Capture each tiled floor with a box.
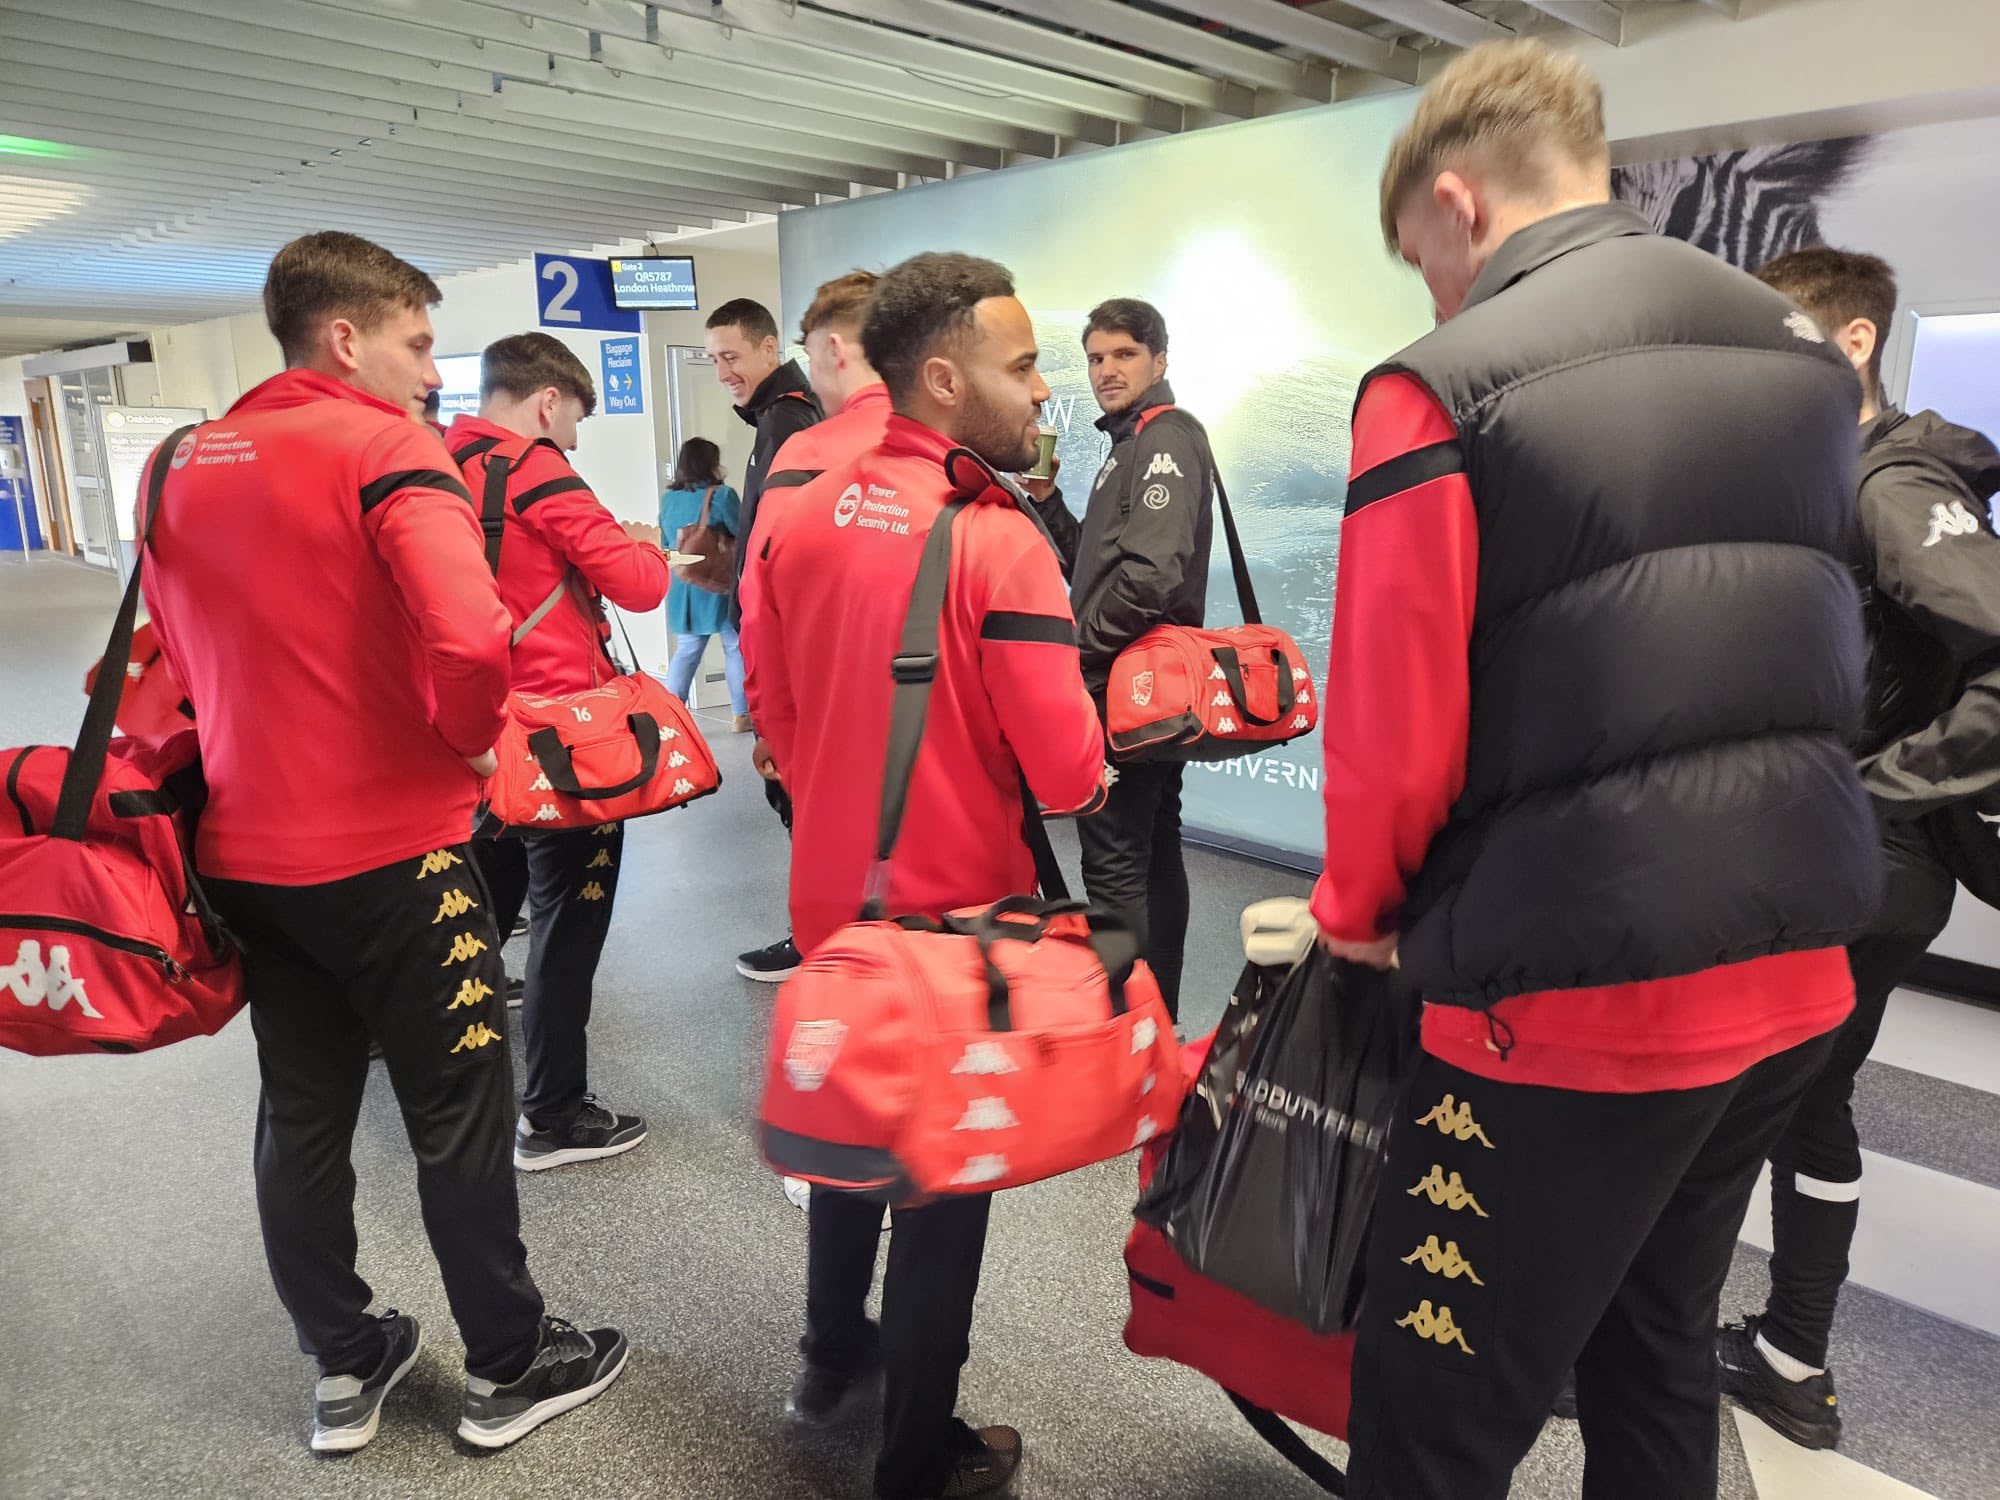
[4,554,1998,1499]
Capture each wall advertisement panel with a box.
[779,94,1433,862]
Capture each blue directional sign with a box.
[535,253,640,334]
[600,337,644,415]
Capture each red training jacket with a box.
[445,415,670,697]
[139,369,512,884]
[1313,373,1854,1093]
[752,381,895,554]
[741,413,1108,954]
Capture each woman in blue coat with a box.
[659,437,749,730]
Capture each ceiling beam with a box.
[1315,0,1515,50]
[1520,1,1625,45]
[643,0,1182,133]
[977,0,1338,100]
[1695,0,1743,15]
[802,0,1253,116]
[1143,0,1422,80]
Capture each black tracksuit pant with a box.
[206,844,544,1384]
[1759,826,1954,1369]
[804,1187,993,1500]
[473,821,624,1129]
[1077,757,1190,1020]
[1347,1034,1835,1500]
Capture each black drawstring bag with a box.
[1136,944,1418,1334]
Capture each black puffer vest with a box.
[1367,203,1883,1006]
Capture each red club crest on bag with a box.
[783,1018,848,1092]
[1130,670,1155,708]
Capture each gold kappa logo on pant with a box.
[1408,1165,1488,1217]
[432,888,478,924]
[440,931,489,966]
[1415,1093,1494,1148]
[579,881,607,901]
[586,850,614,869]
[1401,1234,1485,1284]
[450,1021,502,1054]
[593,823,618,836]
[416,849,463,878]
[1396,1299,1475,1355]
[448,977,493,1011]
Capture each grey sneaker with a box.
[514,1097,647,1172]
[311,1310,423,1453]
[457,1317,628,1450]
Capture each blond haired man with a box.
[1314,42,1881,1497]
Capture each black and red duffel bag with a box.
[758,486,1184,1206]
[1105,410,1318,761]
[456,432,720,835]
[1,426,244,1056]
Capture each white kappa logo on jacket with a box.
[1923,500,1983,548]
[1143,452,1183,480]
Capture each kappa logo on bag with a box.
[950,1154,1009,1186]
[672,778,695,796]
[1132,1116,1159,1147]
[951,1040,1020,1076]
[530,771,554,792]
[668,751,690,768]
[784,1018,847,1092]
[532,804,561,823]
[1,939,100,1018]
[953,1097,1020,1132]
[1131,1016,1158,1054]
[1216,716,1238,733]
[1130,671,1155,708]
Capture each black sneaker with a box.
[935,1422,1023,1499]
[510,915,530,939]
[787,1323,882,1425]
[1717,1315,1841,1450]
[738,935,803,982]
[457,1317,628,1450]
[311,1310,423,1453]
[513,1096,647,1172]
[504,975,524,1009]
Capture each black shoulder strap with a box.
[52,424,197,841]
[1224,1392,1346,1494]
[862,494,971,920]
[1137,405,1259,626]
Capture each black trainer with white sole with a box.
[458,1317,628,1449]
[514,1097,647,1171]
[311,1310,423,1453]
[1717,1315,1842,1450]
[936,1422,1023,1499]
[737,935,802,982]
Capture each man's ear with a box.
[325,318,361,374]
[919,352,959,408]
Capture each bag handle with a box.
[1224,1392,1346,1494]
[526,714,661,799]
[1136,405,1259,627]
[52,425,198,842]
[965,899,1142,1031]
[1210,644,1296,727]
[695,484,716,529]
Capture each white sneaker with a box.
[783,1176,812,1212]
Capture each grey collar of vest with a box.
[1459,201,1655,315]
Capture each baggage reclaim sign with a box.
[599,337,643,415]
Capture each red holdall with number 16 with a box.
[1105,407,1318,762]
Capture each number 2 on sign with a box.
[541,260,581,323]
[569,706,592,722]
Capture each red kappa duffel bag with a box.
[480,673,719,833]
[1,426,244,1056]
[83,619,194,743]
[1104,408,1318,761]
[456,432,720,835]
[757,487,1184,1205]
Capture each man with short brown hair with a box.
[1318,42,1880,1497]
[1716,247,2000,1448]
[447,331,668,1174]
[141,232,625,1455]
